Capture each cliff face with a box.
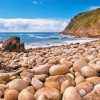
[62,8,100,37]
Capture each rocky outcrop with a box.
[2,36,25,52]
[62,8,100,37]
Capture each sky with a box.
[0,0,100,32]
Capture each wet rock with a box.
[2,36,25,52]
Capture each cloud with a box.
[89,6,100,10]
[0,18,70,32]
[33,0,42,5]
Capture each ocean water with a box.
[0,32,97,48]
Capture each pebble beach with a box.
[0,39,100,100]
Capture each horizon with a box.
[0,0,100,32]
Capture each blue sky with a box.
[0,0,100,32]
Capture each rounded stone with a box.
[31,64,51,74]
[61,80,71,94]
[73,59,88,72]
[4,89,19,100]
[83,88,100,100]
[37,95,49,100]
[75,72,82,77]
[67,73,74,79]
[81,66,97,77]
[23,77,31,84]
[49,64,69,75]
[75,76,85,85]
[7,79,29,92]
[76,82,93,94]
[0,85,7,97]
[86,76,100,86]
[34,74,48,82]
[0,73,10,81]
[94,84,100,90]
[18,86,35,100]
[31,77,44,90]
[62,87,82,100]
[79,89,87,97]
[60,58,72,67]
[89,58,100,71]
[45,80,61,90]
[20,70,33,78]
[34,87,61,100]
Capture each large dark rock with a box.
[2,36,25,52]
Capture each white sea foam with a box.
[18,33,23,36]
[27,34,44,39]
[25,38,99,49]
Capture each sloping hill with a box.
[62,8,100,37]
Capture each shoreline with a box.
[25,38,99,49]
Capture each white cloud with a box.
[33,0,42,5]
[89,6,100,10]
[0,18,70,32]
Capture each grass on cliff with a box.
[65,8,100,30]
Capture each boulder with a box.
[49,64,69,75]
[61,80,71,94]
[76,82,93,94]
[7,79,29,92]
[86,76,100,86]
[83,88,100,100]
[2,36,25,52]
[31,77,44,90]
[62,87,82,100]
[32,64,51,74]
[75,76,85,85]
[37,95,49,100]
[73,59,88,72]
[18,86,35,100]
[81,66,97,77]
[34,87,61,100]
[4,89,19,100]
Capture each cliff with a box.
[62,8,100,37]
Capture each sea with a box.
[0,32,97,48]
